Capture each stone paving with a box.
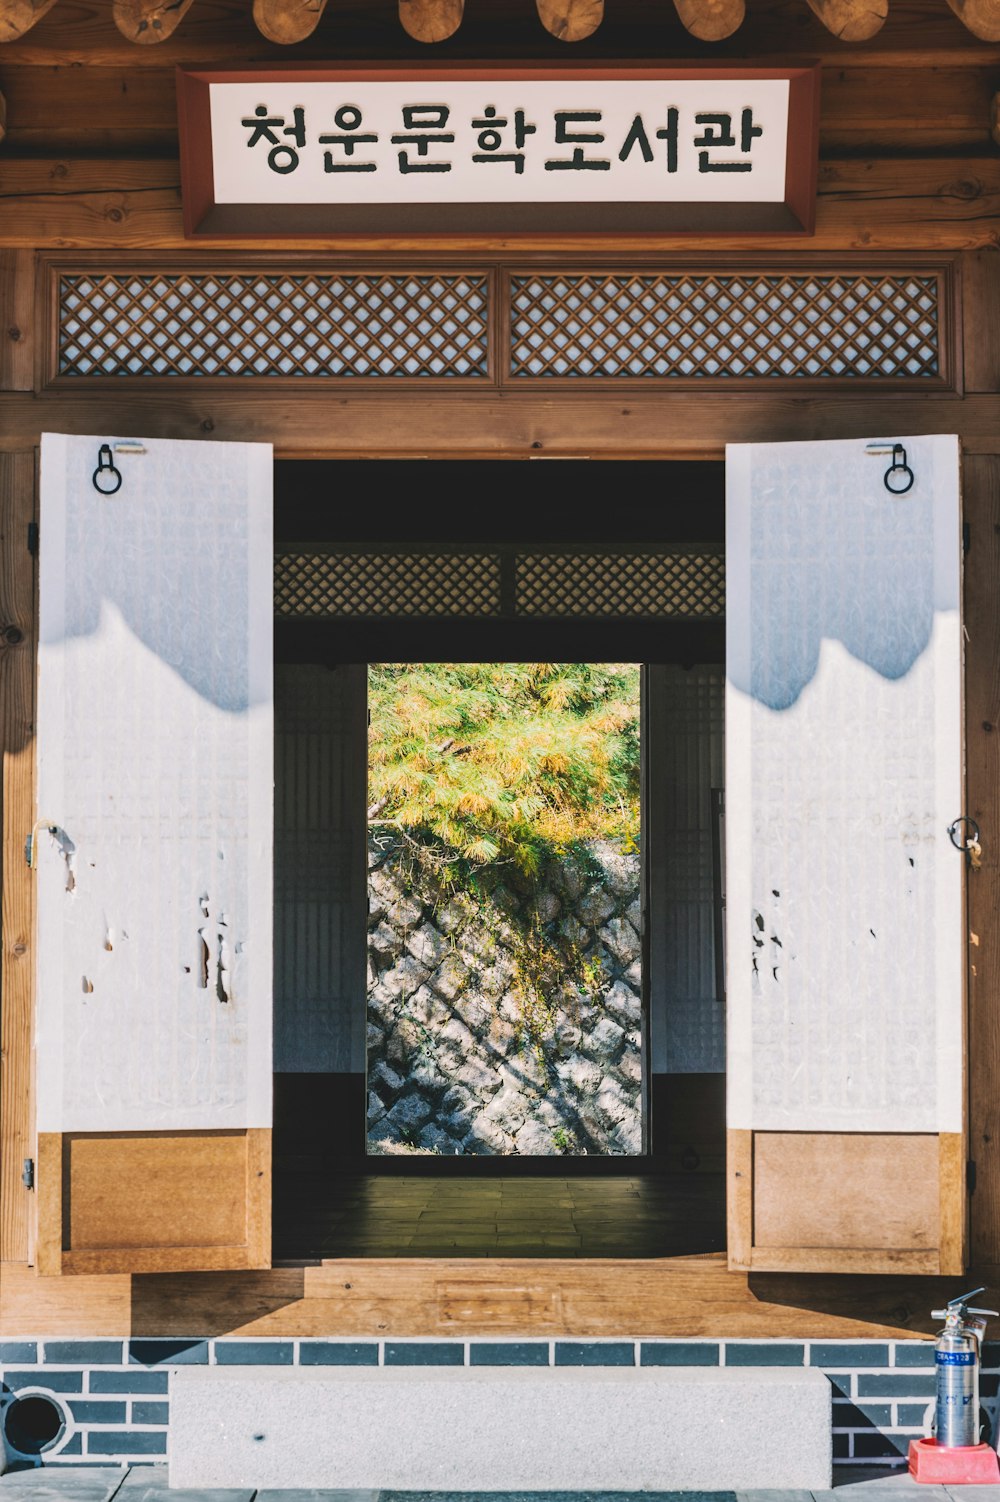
[2,1466,998,1502]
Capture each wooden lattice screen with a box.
[56,271,492,379]
[507,272,942,379]
[49,261,954,389]
[274,550,726,618]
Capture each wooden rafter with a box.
[671,0,745,40]
[0,0,58,42]
[536,0,604,41]
[806,0,887,40]
[946,0,1000,38]
[112,0,195,44]
[253,0,328,43]
[398,0,463,42]
[0,0,998,47]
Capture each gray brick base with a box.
[1,1338,982,1473]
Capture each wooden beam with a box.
[398,0,463,42]
[4,1251,1000,1340]
[1,157,999,251]
[0,64,995,158]
[253,0,327,44]
[805,0,887,41]
[670,0,744,42]
[948,0,1000,39]
[535,0,604,41]
[0,0,57,43]
[0,92,6,146]
[112,0,195,44]
[3,390,1000,460]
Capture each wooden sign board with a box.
[176,64,821,237]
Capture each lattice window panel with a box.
[509,273,941,379]
[275,550,724,617]
[516,554,725,617]
[57,273,490,378]
[275,554,503,616]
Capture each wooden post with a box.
[963,453,1000,1268]
[0,448,37,1266]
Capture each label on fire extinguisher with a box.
[936,1351,976,1364]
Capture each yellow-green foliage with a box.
[368,662,640,873]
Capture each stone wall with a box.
[366,838,643,1155]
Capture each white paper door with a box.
[34,433,273,1275]
[725,434,964,1274]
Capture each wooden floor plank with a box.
[275,1172,727,1261]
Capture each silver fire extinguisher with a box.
[932,1287,998,1448]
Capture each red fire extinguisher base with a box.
[908,1438,1000,1483]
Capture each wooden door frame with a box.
[3,246,1000,1308]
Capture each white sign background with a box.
[209,79,791,205]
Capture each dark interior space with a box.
[273,1073,726,1259]
[272,459,728,1262]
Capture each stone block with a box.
[417,1121,461,1153]
[584,1014,626,1061]
[116,1465,253,1500]
[464,1116,511,1153]
[376,954,430,1000]
[557,1055,602,1094]
[434,897,470,934]
[405,922,449,968]
[430,954,469,1001]
[403,985,448,1027]
[600,916,640,966]
[514,1119,563,1154]
[535,889,561,922]
[384,1092,433,1133]
[385,894,422,931]
[0,1471,125,1500]
[369,921,402,958]
[588,838,640,896]
[604,977,642,1027]
[369,1060,404,1100]
[168,1365,833,1491]
[577,885,617,926]
[482,1085,530,1134]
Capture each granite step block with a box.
[169,1365,832,1492]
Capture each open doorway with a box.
[271,460,727,1259]
[366,661,645,1159]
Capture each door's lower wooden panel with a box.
[728,1130,964,1276]
[37,1129,271,1276]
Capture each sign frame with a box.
[176,62,821,239]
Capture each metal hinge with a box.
[22,1158,34,1191]
[968,1159,977,1194]
[27,522,38,557]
